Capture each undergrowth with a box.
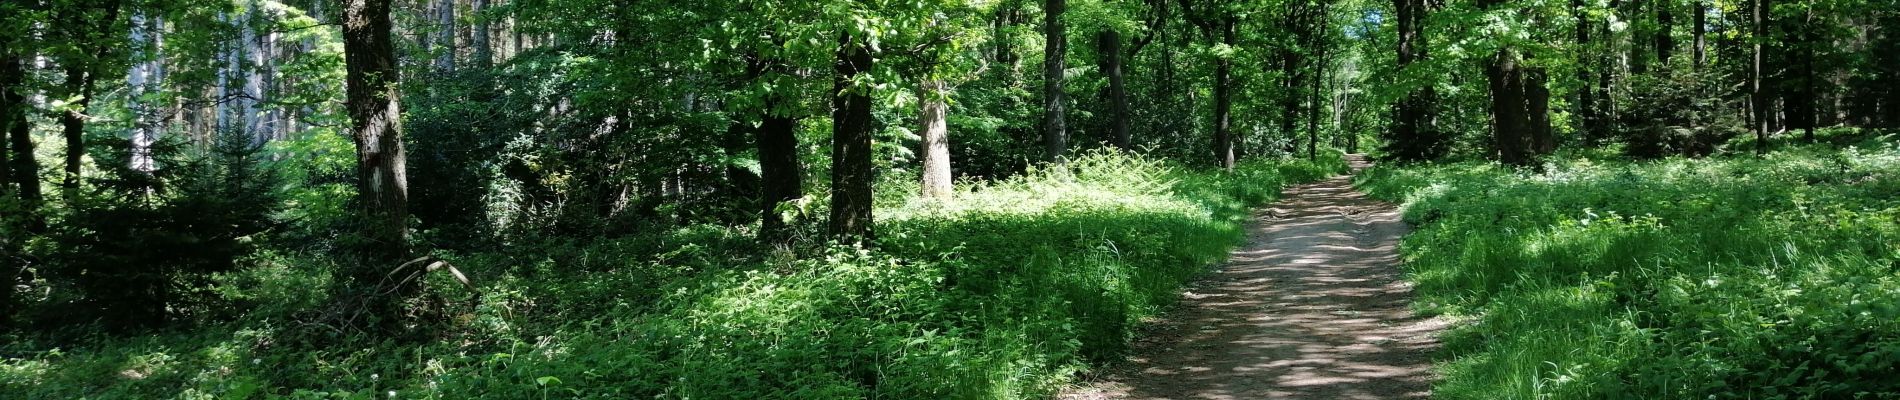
[1358,140,1900,399]
[1,150,1343,399]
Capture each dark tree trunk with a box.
[343,0,411,264]
[1099,30,1131,149]
[3,53,36,208]
[1657,0,1675,65]
[756,96,801,242]
[1802,10,1818,142]
[1487,47,1531,166]
[1388,0,1440,161]
[828,33,875,242]
[1043,0,1068,162]
[59,66,90,190]
[1212,19,1234,169]
[1753,0,1771,153]
[1527,67,1555,154]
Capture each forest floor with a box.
[1060,155,1446,399]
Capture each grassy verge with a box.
[2,150,1344,399]
[1357,143,1900,398]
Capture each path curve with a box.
[1060,155,1445,400]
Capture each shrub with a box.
[1358,143,1900,399]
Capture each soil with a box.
[1059,155,1447,400]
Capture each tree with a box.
[342,0,410,263]
[1384,0,1443,161]
[1752,0,1770,153]
[827,32,875,242]
[1043,0,1068,162]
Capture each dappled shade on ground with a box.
[1063,155,1445,399]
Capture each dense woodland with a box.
[1,0,1897,398]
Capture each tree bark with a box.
[1752,0,1771,153]
[1389,0,1440,161]
[473,0,491,68]
[1098,30,1130,149]
[436,0,455,70]
[756,94,800,242]
[828,33,875,242]
[1657,0,1675,65]
[1575,0,1598,144]
[1042,0,1067,162]
[1,51,18,197]
[1693,1,1707,70]
[343,0,411,263]
[1487,47,1531,165]
[7,54,38,209]
[1527,67,1555,154]
[919,79,953,199]
[1212,19,1234,170]
[59,65,87,189]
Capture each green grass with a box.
[1357,140,1900,399]
[1,150,1345,399]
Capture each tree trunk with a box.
[828,33,875,242]
[1487,48,1530,165]
[1802,10,1817,142]
[343,0,410,264]
[1574,0,1598,144]
[6,53,39,209]
[919,79,953,199]
[1693,1,1707,69]
[1657,0,1675,65]
[436,0,455,70]
[1,51,18,197]
[1389,0,1439,161]
[1098,30,1130,149]
[60,65,87,189]
[473,0,491,68]
[1752,0,1771,153]
[1527,67,1555,154]
[1212,19,1234,170]
[756,94,801,242]
[1042,0,1067,162]
[128,12,159,173]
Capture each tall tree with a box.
[343,0,411,263]
[55,0,123,190]
[1212,17,1235,169]
[1385,0,1441,160]
[1575,0,1599,143]
[1693,0,1707,69]
[473,0,491,68]
[1657,0,1675,65]
[827,32,875,241]
[1042,0,1067,162]
[919,78,952,199]
[1098,29,1130,149]
[3,50,37,209]
[1752,0,1771,153]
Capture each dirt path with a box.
[1060,155,1445,400]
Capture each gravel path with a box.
[1060,155,1446,400]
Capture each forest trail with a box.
[1060,155,1446,400]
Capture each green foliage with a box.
[1,151,1344,399]
[27,131,280,330]
[1357,141,1900,398]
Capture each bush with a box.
[1357,142,1900,399]
[1,150,1344,399]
